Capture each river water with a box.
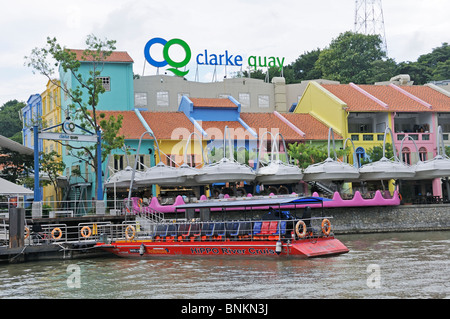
[0,231,448,299]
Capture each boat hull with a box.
[96,237,349,259]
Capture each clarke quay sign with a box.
[144,37,285,77]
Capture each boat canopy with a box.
[175,196,331,210]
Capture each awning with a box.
[0,177,34,196]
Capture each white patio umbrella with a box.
[359,127,415,181]
[303,127,359,182]
[256,132,303,184]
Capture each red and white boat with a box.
[95,196,349,258]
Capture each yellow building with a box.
[41,80,63,205]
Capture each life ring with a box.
[126,206,131,214]
[321,219,331,236]
[137,198,143,208]
[24,226,30,239]
[125,225,136,241]
[80,226,92,238]
[51,227,63,240]
[295,220,307,238]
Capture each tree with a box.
[25,34,125,199]
[0,100,26,143]
[287,142,347,170]
[38,150,66,201]
[283,49,322,83]
[315,31,387,84]
[397,42,450,84]
[360,143,395,165]
[0,148,34,184]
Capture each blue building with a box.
[58,50,135,203]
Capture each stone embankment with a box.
[324,204,450,234]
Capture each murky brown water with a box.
[0,231,448,299]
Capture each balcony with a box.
[394,132,432,142]
[350,133,385,142]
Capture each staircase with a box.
[306,181,335,196]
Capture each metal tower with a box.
[354,0,388,54]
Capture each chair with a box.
[270,221,286,240]
[178,223,191,241]
[213,222,226,240]
[166,224,178,242]
[154,224,168,241]
[239,222,252,239]
[201,222,215,240]
[226,222,240,237]
[252,221,262,235]
[189,223,202,241]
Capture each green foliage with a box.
[360,143,395,165]
[315,31,387,84]
[0,148,34,184]
[0,100,26,142]
[287,142,347,170]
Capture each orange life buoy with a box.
[138,198,143,208]
[51,227,63,240]
[295,220,307,238]
[80,226,92,238]
[125,225,136,241]
[24,226,30,239]
[321,219,331,236]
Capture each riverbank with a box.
[325,203,450,234]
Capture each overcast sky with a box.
[1,0,449,106]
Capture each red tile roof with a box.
[321,84,450,112]
[190,98,237,108]
[67,49,134,63]
[98,110,334,142]
[281,113,342,140]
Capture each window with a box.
[239,93,250,108]
[419,147,428,162]
[402,147,411,165]
[186,154,196,167]
[135,93,147,107]
[157,91,169,108]
[137,155,145,171]
[98,77,111,91]
[167,154,176,167]
[114,155,124,171]
[258,95,269,108]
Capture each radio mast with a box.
[354,0,388,54]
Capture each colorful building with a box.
[58,50,135,202]
[40,80,63,205]
[100,96,336,200]
[294,81,450,201]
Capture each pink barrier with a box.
[128,189,400,214]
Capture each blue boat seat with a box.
[154,224,168,238]
[214,222,226,237]
[252,221,262,235]
[167,224,178,237]
[239,222,252,237]
[201,222,215,237]
[226,222,240,236]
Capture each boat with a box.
[95,196,349,258]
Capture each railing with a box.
[18,221,115,247]
[97,217,335,244]
[395,132,432,142]
[350,133,385,142]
